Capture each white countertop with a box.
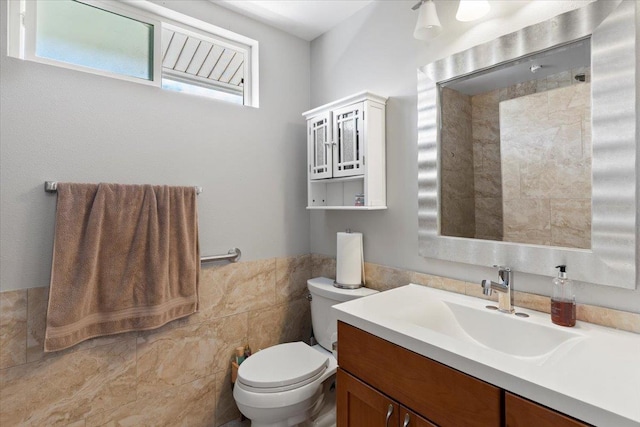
[332,284,640,427]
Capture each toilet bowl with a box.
[233,277,377,427]
[233,343,337,427]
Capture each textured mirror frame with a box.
[417,0,638,289]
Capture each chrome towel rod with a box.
[44,181,203,195]
[201,248,241,263]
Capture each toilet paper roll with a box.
[336,232,364,287]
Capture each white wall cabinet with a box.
[303,91,387,210]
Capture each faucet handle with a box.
[491,265,512,287]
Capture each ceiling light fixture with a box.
[412,0,442,40]
[456,0,491,22]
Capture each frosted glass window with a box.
[7,0,257,105]
[36,0,153,80]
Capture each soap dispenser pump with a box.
[551,265,576,327]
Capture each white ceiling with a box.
[211,1,597,43]
[211,0,375,41]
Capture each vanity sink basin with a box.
[360,285,583,360]
[444,301,581,358]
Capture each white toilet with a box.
[233,277,377,427]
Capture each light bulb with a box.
[456,0,490,22]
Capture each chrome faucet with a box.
[481,265,514,314]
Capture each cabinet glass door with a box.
[333,103,364,178]
[308,113,332,180]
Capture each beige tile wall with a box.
[0,255,313,427]
[440,87,476,238]
[2,253,637,426]
[471,87,505,241]
[443,67,591,245]
[500,82,591,248]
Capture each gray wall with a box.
[309,0,640,313]
[0,1,311,292]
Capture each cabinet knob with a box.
[385,404,394,427]
[403,413,410,427]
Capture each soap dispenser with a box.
[551,265,576,327]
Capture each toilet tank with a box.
[307,277,378,352]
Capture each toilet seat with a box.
[237,342,329,393]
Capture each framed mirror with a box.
[417,0,638,289]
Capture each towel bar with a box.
[44,181,236,263]
[201,248,241,263]
[44,181,203,195]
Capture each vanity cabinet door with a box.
[338,322,501,427]
[505,393,590,427]
[400,406,438,427]
[337,368,399,427]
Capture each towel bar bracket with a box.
[45,181,58,193]
[200,248,241,264]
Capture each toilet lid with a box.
[237,342,328,390]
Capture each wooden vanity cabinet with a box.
[505,393,590,427]
[337,322,501,427]
[337,322,592,427]
[337,368,436,427]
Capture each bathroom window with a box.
[6,0,258,107]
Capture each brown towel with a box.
[44,183,200,352]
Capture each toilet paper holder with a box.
[335,229,366,289]
[333,280,363,289]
